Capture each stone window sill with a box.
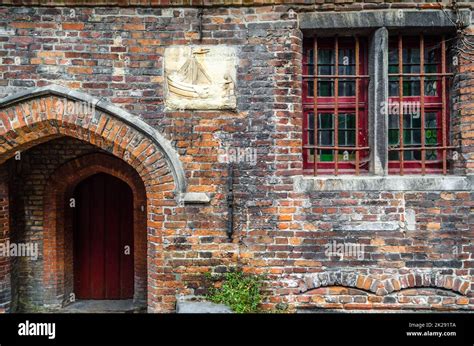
[294,175,473,192]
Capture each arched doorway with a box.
[0,85,191,312]
[73,173,134,300]
[42,152,148,309]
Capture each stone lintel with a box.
[300,9,471,31]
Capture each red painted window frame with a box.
[302,37,369,175]
[387,35,451,175]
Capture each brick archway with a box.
[0,85,186,193]
[43,152,147,308]
[0,86,188,312]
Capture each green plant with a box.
[207,271,264,313]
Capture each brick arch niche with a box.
[0,85,188,312]
[43,152,148,308]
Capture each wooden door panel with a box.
[73,173,134,300]
[74,179,91,298]
[119,185,134,298]
[105,176,120,299]
[90,174,105,299]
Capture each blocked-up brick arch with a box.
[297,270,472,297]
[0,85,188,312]
[43,152,148,307]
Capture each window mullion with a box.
[420,34,426,175]
[441,35,447,175]
[334,36,339,176]
[398,34,404,175]
[355,36,360,175]
[369,27,389,176]
[313,38,318,176]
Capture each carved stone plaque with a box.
[164,46,237,110]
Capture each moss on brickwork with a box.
[206,271,264,313]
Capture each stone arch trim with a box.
[42,152,148,307]
[0,84,186,194]
[299,270,472,296]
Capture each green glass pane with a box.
[426,150,437,160]
[307,81,314,97]
[319,130,333,146]
[338,114,347,128]
[319,150,333,162]
[339,81,355,96]
[388,115,399,129]
[403,114,417,128]
[425,129,438,145]
[308,130,314,145]
[389,151,399,161]
[318,81,333,96]
[425,80,437,96]
[346,114,355,128]
[403,129,412,145]
[405,150,421,160]
[425,64,437,73]
[346,130,355,146]
[318,50,333,65]
[318,65,333,75]
[308,49,314,64]
[338,114,355,129]
[412,114,421,128]
[425,113,437,128]
[403,80,420,96]
[389,65,398,73]
[319,114,333,129]
[389,48,398,64]
[403,64,420,74]
[412,129,421,145]
[425,47,438,64]
[339,48,354,64]
[403,48,420,64]
[339,65,355,75]
[388,129,399,145]
[308,112,314,129]
[389,80,399,97]
[338,47,355,76]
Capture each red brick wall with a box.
[457,26,474,174]
[0,1,472,9]
[0,4,472,312]
[0,166,10,313]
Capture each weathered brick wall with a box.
[456,26,474,174]
[0,1,472,10]
[0,4,472,312]
[262,191,473,311]
[0,166,10,313]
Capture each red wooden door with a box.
[73,173,134,300]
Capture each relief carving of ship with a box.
[167,48,213,99]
